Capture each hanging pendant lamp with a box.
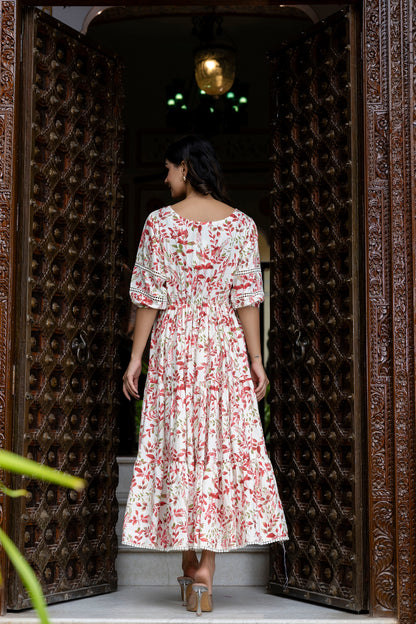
[193,16,236,97]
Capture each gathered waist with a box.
[165,296,232,310]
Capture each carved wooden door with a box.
[268,8,367,612]
[9,8,123,608]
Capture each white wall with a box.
[39,4,346,34]
[38,6,93,31]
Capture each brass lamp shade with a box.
[194,45,236,96]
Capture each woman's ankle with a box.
[194,552,215,593]
[182,550,199,578]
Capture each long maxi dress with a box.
[122,205,288,552]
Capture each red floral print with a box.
[122,206,288,551]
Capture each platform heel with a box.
[177,576,193,605]
[186,583,213,615]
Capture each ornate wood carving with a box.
[364,0,416,620]
[7,8,123,608]
[268,9,366,611]
[388,1,416,620]
[0,0,17,615]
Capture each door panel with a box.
[9,8,123,608]
[268,8,367,611]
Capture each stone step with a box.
[4,586,398,624]
[116,546,269,587]
[118,456,137,494]
[116,457,270,587]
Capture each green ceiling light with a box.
[239,96,248,104]
[175,93,184,100]
[193,15,236,97]
[167,98,175,106]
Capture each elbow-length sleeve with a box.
[231,219,264,309]
[129,213,168,309]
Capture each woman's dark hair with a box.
[164,135,232,205]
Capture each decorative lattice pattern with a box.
[268,10,366,611]
[9,9,123,608]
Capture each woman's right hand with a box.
[250,359,269,401]
[122,358,142,401]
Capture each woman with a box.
[122,135,288,615]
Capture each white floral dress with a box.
[122,206,288,551]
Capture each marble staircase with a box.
[5,586,399,624]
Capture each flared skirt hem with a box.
[120,535,289,553]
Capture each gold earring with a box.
[183,175,186,182]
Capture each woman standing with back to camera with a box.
[122,135,288,615]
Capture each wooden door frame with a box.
[0,0,415,621]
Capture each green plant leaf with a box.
[0,450,85,491]
[0,527,50,624]
[0,481,28,498]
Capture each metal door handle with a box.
[72,330,90,364]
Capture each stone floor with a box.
[4,586,398,624]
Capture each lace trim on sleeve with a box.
[237,290,264,300]
[130,285,167,305]
[234,266,262,277]
[136,262,168,281]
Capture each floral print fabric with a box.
[122,206,288,551]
